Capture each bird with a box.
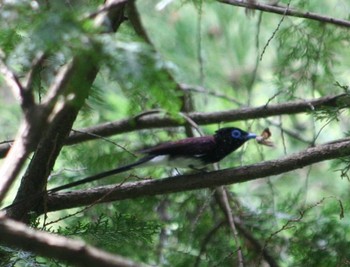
[47,127,257,193]
[3,127,257,211]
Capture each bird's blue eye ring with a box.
[232,129,241,139]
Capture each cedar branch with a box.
[0,214,149,267]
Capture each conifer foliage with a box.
[0,1,350,266]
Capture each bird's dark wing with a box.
[139,136,216,156]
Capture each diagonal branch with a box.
[0,214,149,267]
[38,138,350,213]
[0,104,47,203]
[219,0,350,28]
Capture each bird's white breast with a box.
[143,155,204,169]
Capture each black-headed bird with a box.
[49,127,257,193]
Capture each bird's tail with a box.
[48,155,155,193]
[3,156,154,211]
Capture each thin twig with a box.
[257,196,344,265]
[219,0,350,28]
[180,83,243,105]
[266,119,311,144]
[196,0,204,86]
[179,113,205,137]
[216,187,244,267]
[260,0,291,61]
[71,129,138,158]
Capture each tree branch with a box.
[6,0,127,222]
[0,93,348,159]
[38,138,350,213]
[0,103,49,203]
[63,93,350,143]
[0,57,40,202]
[218,0,350,28]
[0,49,80,205]
[0,214,149,267]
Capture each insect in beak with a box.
[256,128,274,147]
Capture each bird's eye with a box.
[231,129,241,139]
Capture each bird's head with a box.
[215,127,257,145]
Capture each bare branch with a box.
[0,93,347,159]
[36,138,350,213]
[65,93,350,144]
[0,214,149,267]
[219,0,350,28]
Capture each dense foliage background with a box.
[0,0,350,266]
